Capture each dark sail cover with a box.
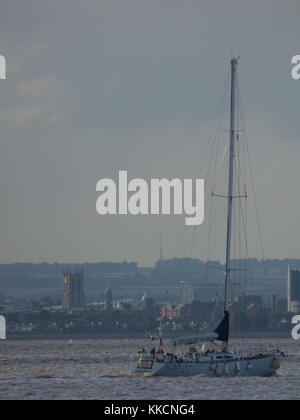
[214,311,230,342]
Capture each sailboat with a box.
[130,57,281,377]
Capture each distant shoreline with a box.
[5,331,291,341]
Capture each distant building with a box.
[0,293,14,313]
[139,291,154,311]
[104,288,113,311]
[181,280,239,304]
[0,302,14,314]
[62,269,86,311]
[160,304,179,320]
[43,305,64,312]
[271,294,278,313]
[181,281,222,304]
[177,301,222,323]
[288,268,300,313]
[270,295,288,313]
[114,297,140,311]
[277,298,288,313]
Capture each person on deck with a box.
[150,347,156,359]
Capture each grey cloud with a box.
[0,0,299,264]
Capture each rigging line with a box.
[202,67,231,181]
[244,180,248,295]
[233,121,253,296]
[233,154,246,298]
[178,66,232,309]
[207,205,227,265]
[236,89,260,302]
[187,225,198,259]
[174,225,205,286]
[237,178,255,291]
[232,159,244,301]
[175,228,201,285]
[235,79,243,289]
[237,73,268,279]
[211,125,224,186]
[237,199,246,277]
[213,143,229,190]
[236,78,248,193]
[210,117,227,192]
[207,290,222,333]
[206,165,226,268]
[205,193,214,279]
[234,149,242,203]
[235,133,247,198]
[207,175,227,253]
[236,176,252,293]
[172,128,226,271]
[237,78,247,194]
[179,68,231,282]
[203,86,229,272]
[229,199,236,303]
[237,192,248,350]
[173,68,231,283]
[206,161,228,271]
[183,230,195,260]
[203,69,230,260]
[206,74,232,273]
[236,115,249,296]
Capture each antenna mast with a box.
[224,57,238,314]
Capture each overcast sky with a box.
[0,0,299,266]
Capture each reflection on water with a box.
[0,338,299,400]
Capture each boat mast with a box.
[224,57,238,315]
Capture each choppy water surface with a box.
[0,338,299,400]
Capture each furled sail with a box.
[214,311,230,342]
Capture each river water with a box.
[0,338,299,400]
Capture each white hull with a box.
[130,355,279,377]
